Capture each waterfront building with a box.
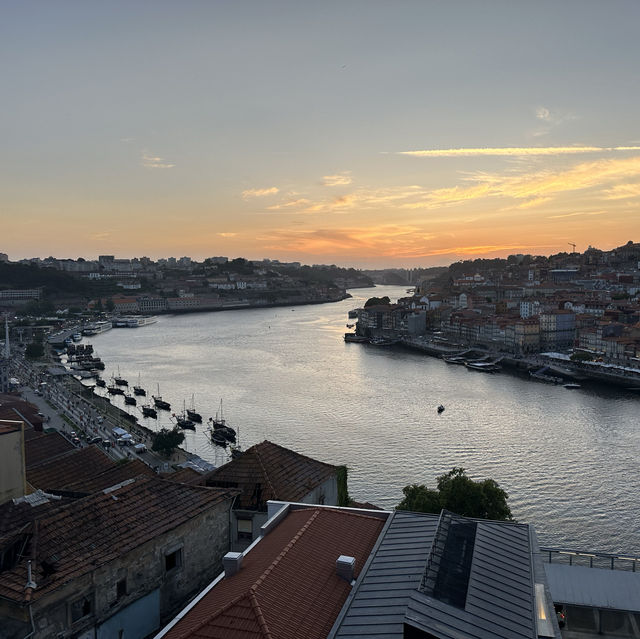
[539,310,577,350]
[0,475,239,639]
[203,440,341,551]
[155,503,572,639]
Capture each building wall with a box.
[0,423,26,504]
[20,498,232,639]
[230,476,338,551]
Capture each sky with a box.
[2,1,640,268]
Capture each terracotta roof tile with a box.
[62,458,155,493]
[162,467,204,485]
[204,441,337,510]
[163,506,387,639]
[25,432,75,469]
[27,445,114,491]
[0,476,239,604]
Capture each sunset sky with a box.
[2,1,640,268]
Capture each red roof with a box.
[0,476,239,604]
[204,441,337,510]
[25,432,75,469]
[162,506,387,639]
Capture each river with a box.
[87,285,640,555]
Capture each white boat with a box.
[83,320,113,335]
[563,383,581,389]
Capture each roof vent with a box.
[336,555,355,583]
[223,552,243,577]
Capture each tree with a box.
[364,296,390,307]
[25,342,45,359]
[397,467,513,521]
[105,298,115,312]
[151,427,185,458]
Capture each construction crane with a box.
[568,242,576,253]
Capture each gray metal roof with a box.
[544,563,640,612]
[331,510,552,639]
[330,510,438,638]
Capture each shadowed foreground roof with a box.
[26,445,114,491]
[204,440,337,509]
[161,506,387,639]
[24,431,75,468]
[0,476,238,604]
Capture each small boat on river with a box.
[153,384,171,410]
[141,404,157,418]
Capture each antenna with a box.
[568,242,576,253]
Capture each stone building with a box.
[203,440,341,550]
[0,475,238,639]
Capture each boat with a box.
[153,385,171,410]
[82,320,113,336]
[95,378,106,388]
[348,309,358,319]
[107,386,125,395]
[465,361,501,372]
[113,367,128,386]
[442,356,466,365]
[563,383,581,389]
[124,394,137,406]
[141,404,157,419]
[185,394,202,423]
[346,323,355,329]
[344,333,368,343]
[529,368,562,384]
[174,401,196,430]
[212,399,226,428]
[369,337,398,346]
[133,373,146,396]
[211,430,228,447]
[437,405,445,414]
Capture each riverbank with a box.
[399,335,640,390]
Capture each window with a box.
[70,595,92,623]
[165,548,182,572]
[237,518,253,540]
[116,578,127,599]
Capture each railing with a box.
[540,547,640,572]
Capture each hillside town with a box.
[0,254,373,316]
[351,242,640,372]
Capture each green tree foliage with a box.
[364,296,390,307]
[570,351,594,362]
[397,467,513,521]
[25,342,45,359]
[151,427,185,458]
[336,465,351,507]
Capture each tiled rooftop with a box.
[0,476,239,604]
[161,506,387,639]
[24,432,75,469]
[62,458,155,493]
[0,420,22,435]
[204,440,337,509]
[26,445,114,491]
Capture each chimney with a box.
[336,555,355,583]
[223,552,243,577]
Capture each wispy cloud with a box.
[266,198,311,210]
[323,172,353,186]
[242,187,279,199]
[602,183,640,200]
[217,232,237,237]
[397,146,640,158]
[142,153,175,169]
[546,211,605,219]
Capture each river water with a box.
[88,286,640,555]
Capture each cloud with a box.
[242,187,279,199]
[142,154,175,169]
[536,107,552,121]
[546,211,605,219]
[217,232,237,237]
[323,172,353,186]
[266,198,311,210]
[602,183,640,200]
[397,146,640,158]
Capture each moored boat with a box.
[141,404,157,418]
[344,333,368,343]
